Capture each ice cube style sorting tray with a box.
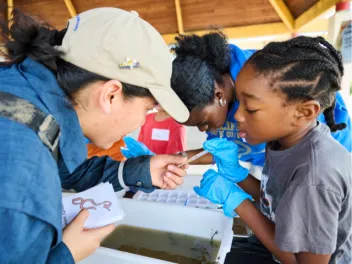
[133,190,219,209]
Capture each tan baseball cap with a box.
[57,7,189,122]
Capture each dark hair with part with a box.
[0,9,152,102]
[171,31,230,111]
[247,36,346,132]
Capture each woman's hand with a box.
[150,154,188,189]
[63,210,115,262]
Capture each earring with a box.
[219,98,227,107]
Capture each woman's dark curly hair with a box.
[171,31,231,111]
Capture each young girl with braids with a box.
[195,36,351,264]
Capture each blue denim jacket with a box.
[0,58,154,263]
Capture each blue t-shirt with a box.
[206,44,352,168]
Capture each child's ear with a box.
[293,100,320,126]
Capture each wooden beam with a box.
[7,0,13,22]
[295,0,339,30]
[174,0,184,34]
[268,0,295,31]
[162,22,289,44]
[63,0,77,18]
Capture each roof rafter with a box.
[163,22,289,44]
[7,0,13,22]
[295,0,339,30]
[269,0,295,31]
[174,0,184,34]
[63,0,77,18]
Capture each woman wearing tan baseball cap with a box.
[0,7,189,263]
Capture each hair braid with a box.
[247,36,346,132]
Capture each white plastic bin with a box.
[79,198,233,264]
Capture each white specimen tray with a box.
[133,189,220,210]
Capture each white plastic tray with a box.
[133,189,220,210]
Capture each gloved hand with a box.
[203,138,249,182]
[194,169,252,217]
[121,136,155,158]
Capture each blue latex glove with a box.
[121,136,155,158]
[203,138,249,182]
[194,169,252,217]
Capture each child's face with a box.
[234,64,299,145]
[155,105,165,112]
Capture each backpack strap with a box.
[0,91,61,163]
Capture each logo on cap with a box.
[73,15,81,32]
[119,58,140,69]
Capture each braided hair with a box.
[171,32,230,111]
[247,36,346,132]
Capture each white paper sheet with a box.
[62,183,125,229]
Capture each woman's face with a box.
[182,102,229,132]
[182,77,234,132]
[78,80,156,149]
[97,96,156,149]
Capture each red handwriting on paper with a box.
[72,197,112,211]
